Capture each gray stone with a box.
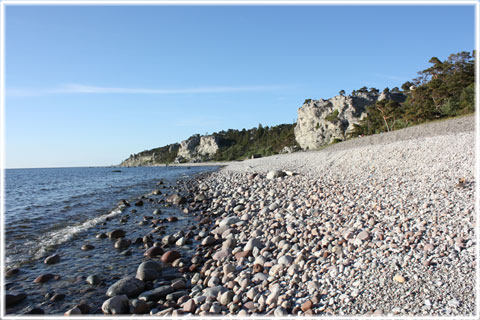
[266,170,286,179]
[131,299,150,314]
[274,306,288,316]
[252,272,268,282]
[202,285,228,297]
[86,275,101,285]
[219,290,234,305]
[201,236,216,246]
[136,261,162,281]
[219,216,240,227]
[278,255,293,266]
[44,254,60,265]
[101,295,129,315]
[244,238,264,251]
[138,285,174,301]
[106,277,145,298]
[166,290,188,302]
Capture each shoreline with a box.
[5,115,475,316]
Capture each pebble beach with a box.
[5,115,476,316]
[179,115,476,316]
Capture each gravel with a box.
[182,115,475,316]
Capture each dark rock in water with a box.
[144,246,164,258]
[136,261,162,281]
[114,239,131,250]
[96,233,107,239]
[142,235,153,244]
[27,307,45,314]
[118,199,130,207]
[44,254,60,265]
[138,285,173,302]
[135,200,144,206]
[131,298,150,314]
[112,170,122,172]
[81,244,95,251]
[106,277,145,298]
[152,189,162,195]
[167,194,187,205]
[50,293,65,302]
[34,273,55,283]
[153,209,161,215]
[167,216,178,222]
[5,293,27,307]
[86,275,101,285]
[75,303,90,314]
[161,250,181,264]
[102,295,130,315]
[64,307,82,315]
[131,209,137,213]
[134,237,143,244]
[109,229,126,239]
[5,268,20,277]
[121,249,132,256]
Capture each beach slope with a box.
[187,115,475,316]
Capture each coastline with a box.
[5,116,475,316]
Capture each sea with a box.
[4,166,218,314]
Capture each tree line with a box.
[350,51,475,136]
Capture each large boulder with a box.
[136,261,162,281]
[106,277,145,298]
[101,295,129,315]
[294,92,379,149]
[6,293,27,307]
[166,194,187,205]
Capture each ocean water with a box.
[4,166,217,314]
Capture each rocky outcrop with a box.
[120,144,179,167]
[175,135,222,163]
[294,91,405,149]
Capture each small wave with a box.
[27,204,126,261]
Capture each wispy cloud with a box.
[7,83,287,97]
[372,73,406,81]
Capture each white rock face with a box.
[294,92,379,150]
[176,135,221,162]
[120,154,154,166]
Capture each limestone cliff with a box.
[175,135,223,163]
[294,91,405,150]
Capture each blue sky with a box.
[4,4,476,168]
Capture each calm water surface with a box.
[4,166,217,314]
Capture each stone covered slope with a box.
[294,91,406,150]
[192,115,475,315]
